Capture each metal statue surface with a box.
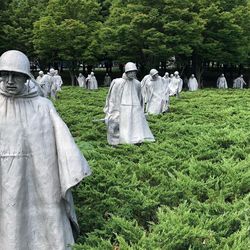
[0,50,91,250]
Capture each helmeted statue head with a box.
[150,69,159,80]
[191,74,195,78]
[124,62,137,73]
[49,68,55,76]
[164,72,169,77]
[91,72,94,76]
[174,71,179,76]
[221,73,224,77]
[0,50,32,78]
[150,69,158,76]
[39,70,44,76]
[0,50,31,95]
[124,62,137,80]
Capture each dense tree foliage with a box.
[33,0,102,84]
[0,0,249,79]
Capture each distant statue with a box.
[86,72,98,89]
[48,68,58,99]
[103,73,111,86]
[144,69,169,115]
[168,71,182,97]
[188,74,199,91]
[162,72,171,90]
[233,75,246,89]
[104,62,155,145]
[54,69,63,92]
[40,69,54,97]
[77,73,86,88]
[36,70,44,84]
[217,73,228,89]
[0,50,91,250]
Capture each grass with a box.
[54,87,250,250]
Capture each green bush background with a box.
[54,87,250,250]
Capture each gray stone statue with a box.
[168,71,182,97]
[188,74,199,91]
[77,73,86,88]
[144,69,169,115]
[0,50,91,250]
[36,70,44,83]
[103,73,111,86]
[104,62,155,145]
[54,69,63,92]
[86,72,98,89]
[217,73,228,89]
[233,75,246,89]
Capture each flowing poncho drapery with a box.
[188,77,199,91]
[77,75,86,88]
[0,84,91,250]
[104,76,155,145]
[103,75,111,86]
[39,74,53,97]
[168,76,182,96]
[217,76,228,89]
[145,76,169,115]
[140,75,150,102]
[162,76,171,91]
[54,75,63,91]
[86,75,98,89]
[233,77,246,89]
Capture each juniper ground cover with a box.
[54,87,250,250]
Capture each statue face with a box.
[152,74,159,80]
[0,71,28,95]
[126,70,137,79]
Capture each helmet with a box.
[164,72,169,76]
[174,71,179,75]
[0,50,32,78]
[39,70,44,75]
[149,69,158,77]
[91,71,94,75]
[49,68,55,74]
[124,62,137,73]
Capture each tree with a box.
[162,0,250,82]
[33,0,102,85]
[97,0,169,75]
[1,0,49,55]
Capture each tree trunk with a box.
[68,61,77,86]
[69,70,75,86]
[192,52,204,87]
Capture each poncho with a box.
[0,83,91,250]
[145,76,168,115]
[217,77,228,89]
[86,76,98,89]
[233,77,246,89]
[104,76,155,145]
[168,77,182,96]
[77,75,86,88]
[188,77,199,91]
